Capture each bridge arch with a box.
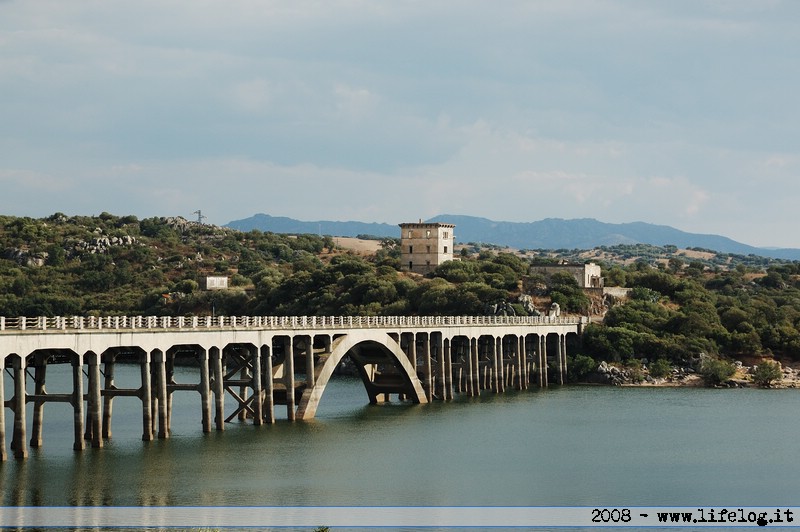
[296,330,428,420]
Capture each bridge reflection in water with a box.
[0,315,585,460]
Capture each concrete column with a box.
[86,352,102,448]
[251,344,263,426]
[464,339,473,396]
[305,335,315,389]
[436,335,446,400]
[422,334,432,401]
[211,346,224,431]
[444,339,453,401]
[0,358,5,461]
[72,352,85,451]
[198,348,212,433]
[152,349,169,439]
[11,355,28,459]
[30,359,46,448]
[561,334,568,385]
[519,336,528,390]
[540,335,548,387]
[407,334,417,401]
[102,352,115,439]
[166,350,175,431]
[285,337,295,421]
[509,337,517,390]
[140,350,153,441]
[471,337,480,396]
[262,345,275,424]
[490,336,499,393]
[237,347,250,422]
[496,337,505,393]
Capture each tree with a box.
[752,360,783,387]
[648,358,672,379]
[700,357,736,386]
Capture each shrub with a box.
[752,360,783,387]
[648,358,672,379]
[700,357,736,386]
[567,354,597,382]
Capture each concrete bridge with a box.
[0,314,585,460]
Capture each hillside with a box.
[227,213,800,261]
[3,212,800,384]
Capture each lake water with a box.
[2,363,800,528]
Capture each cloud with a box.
[1,0,799,247]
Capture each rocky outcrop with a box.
[73,235,136,255]
[2,248,49,267]
[589,361,630,386]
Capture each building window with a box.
[443,231,449,239]
[409,261,413,270]
[426,245,431,253]
[408,230,412,238]
[409,246,413,253]
[444,246,448,253]
[426,229,431,238]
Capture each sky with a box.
[1,1,799,248]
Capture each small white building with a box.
[202,276,229,290]
[399,221,455,274]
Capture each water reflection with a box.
[2,373,800,510]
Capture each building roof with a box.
[398,222,455,228]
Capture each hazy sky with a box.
[2,1,799,247]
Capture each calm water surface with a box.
[2,363,799,515]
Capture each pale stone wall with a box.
[399,222,455,274]
[530,263,604,288]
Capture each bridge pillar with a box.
[538,335,547,387]
[512,336,520,390]
[519,336,528,390]
[560,334,568,385]
[489,336,498,393]
[152,349,169,439]
[251,344,263,426]
[261,345,275,424]
[471,337,480,396]
[210,346,224,431]
[402,332,416,402]
[0,356,5,461]
[495,337,504,393]
[0,357,5,461]
[304,335,315,390]
[140,350,153,441]
[71,352,85,451]
[422,333,432,401]
[284,337,295,421]
[102,351,115,439]
[86,351,103,448]
[435,334,446,400]
[11,354,27,459]
[29,354,46,448]
[444,339,453,401]
[198,348,212,433]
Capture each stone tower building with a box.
[399,221,455,274]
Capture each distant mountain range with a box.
[226,213,800,261]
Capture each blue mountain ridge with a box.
[225,213,800,261]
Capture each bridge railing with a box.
[0,315,585,332]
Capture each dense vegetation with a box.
[3,213,800,378]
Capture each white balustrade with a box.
[0,313,581,332]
